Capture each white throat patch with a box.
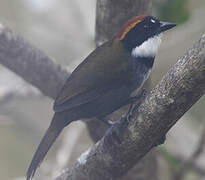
[131,34,162,58]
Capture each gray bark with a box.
[0,25,68,99]
[55,34,205,180]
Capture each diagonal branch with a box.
[55,34,205,180]
[0,24,68,99]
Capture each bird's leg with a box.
[126,89,147,122]
[98,116,115,126]
[103,90,147,144]
[154,134,166,146]
[128,88,147,105]
[99,89,147,126]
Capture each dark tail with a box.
[26,114,71,180]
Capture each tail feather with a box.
[26,122,63,180]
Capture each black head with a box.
[116,15,176,51]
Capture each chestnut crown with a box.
[116,15,176,51]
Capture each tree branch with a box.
[55,34,205,180]
[0,24,68,99]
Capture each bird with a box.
[26,15,176,180]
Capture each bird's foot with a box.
[126,104,135,123]
[99,117,116,126]
[154,135,166,146]
[129,89,147,104]
[126,89,147,122]
[104,115,129,144]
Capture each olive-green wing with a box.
[53,40,131,112]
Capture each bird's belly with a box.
[130,69,151,97]
[78,70,151,118]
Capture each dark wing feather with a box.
[54,40,132,112]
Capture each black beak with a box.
[159,21,176,33]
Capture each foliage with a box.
[157,0,190,24]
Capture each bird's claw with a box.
[126,89,147,123]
